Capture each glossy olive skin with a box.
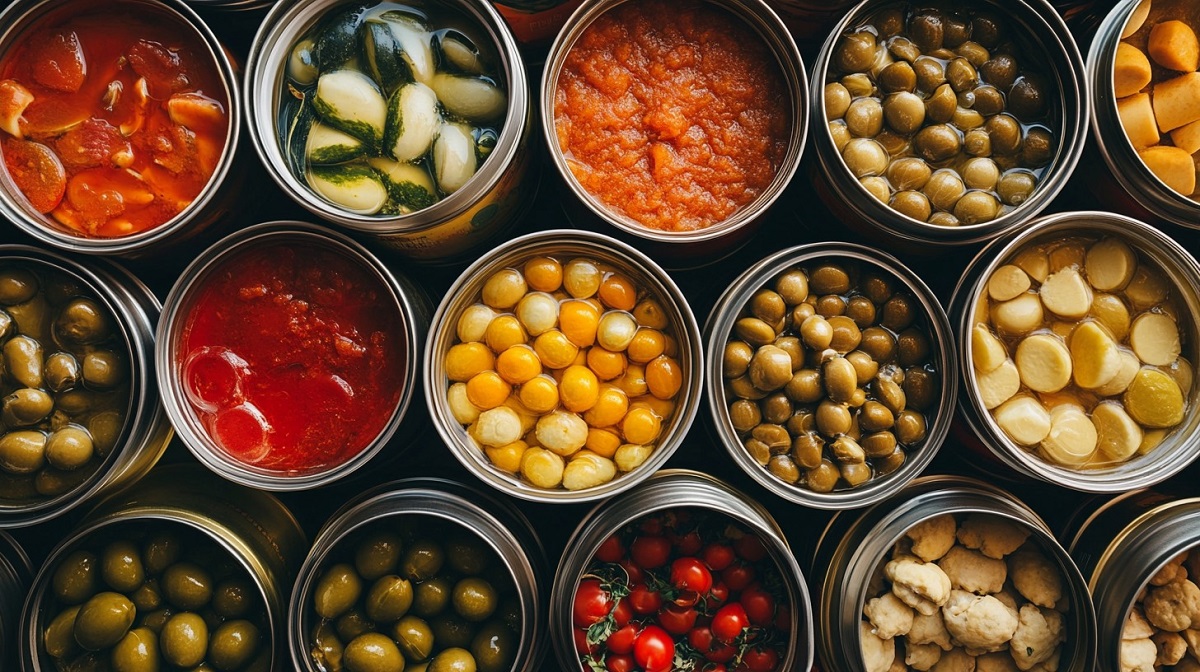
[161,612,209,667]
[73,591,136,651]
[208,619,261,670]
[428,647,477,672]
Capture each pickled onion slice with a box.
[183,345,249,413]
[211,402,272,465]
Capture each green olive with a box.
[728,375,768,401]
[845,97,883,138]
[904,368,938,411]
[3,388,54,426]
[885,158,931,192]
[961,158,1000,191]
[748,345,792,392]
[0,267,38,305]
[163,562,214,611]
[432,616,476,649]
[877,447,907,475]
[841,138,889,179]
[863,431,899,458]
[73,591,135,651]
[774,270,809,305]
[859,401,896,432]
[0,430,47,474]
[874,375,907,415]
[914,125,962,163]
[767,454,801,483]
[355,530,404,581]
[847,351,879,385]
[88,411,125,457]
[861,274,893,305]
[55,389,99,416]
[110,627,159,672]
[806,459,840,493]
[816,399,853,436]
[875,7,905,37]
[733,317,776,348]
[951,106,985,132]
[835,30,877,73]
[312,621,345,672]
[791,302,816,328]
[818,294,846,318]
[393,615,434,661]
[46,426,95,471]
[878,61,916,94]
[810,265,851,295]
[785,369,823,404]
[945,20,975,49]
[336,608,375,642]
[840,460,872,486]
[208,619,260,670]
[997,170,1037,206]
[790,432,824,469]
[773,336,805,369]
[980,54,1019,90]
[446,533,491,576]
[972,85,1005,117]
[6,292,47,341]
[82,350,126,389]
[212,577,254,619]
[751,424,790,454]
[787,409,815,436]
[913,57,946,94]
[101,540,145,593]
[160,612,209,667]
[55,298,113,346]
[891,191,932,221]
[986,114,1022,155]
[759,392,793,425]
[0,309,12,342]
[953,191,1001,225]
[895,409,928,444]
[45,352,81,393]
[428,646,476,672]
[831,435,866,463]
[138,607,173,634]
[883,92,925,135]
[313,563,362,620]
[859,327,897,364]
[909,10,945,51]
[881,294,917,332]
[366,574,414,623]
[4,335,44,388]
[44,605,81,659]
[842,72,874,98]
[824,82,851,120]
[142,532,182,576]
[729,399,761,433]
[723,341,754,379]
[343,632,404,672]
[923,170,966,212]
[971,12,1005,47]
[42,273,84,306]
[897,329,932,367]
[413,575,452,617]
[946,58,978,93]
[830,121,851,153]
[828,316,862,354]
[1009,75,1047,121]
[861,176,890,202]
[470,621,515,672]
[888,36,921,63]
[1021,127,1055,168]
[452,577,497,622]
[964,128,992,157]
[929,212,961,227]
[131,580,162,612]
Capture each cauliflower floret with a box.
[907,642,944,671]
[1123,607,1156,640]
[1027,649,1060,672]
[1120,638,1157,672]
[994,590,1020,620]
[1176,656,1200,672]
[862,619,897,672]
[931,648,977,672]
[976,652,1020,672]
[888,556,953,616]
[943,590,1020,653]
[957,515,1032,559]
[888,657,908,672]
[1183,627,1200,656]
[1009,604,1064,671]
[1154,631,1187,666]
[910,610,954,651]
[1144,579,1200,632]
[908,514,959,562]
[938,546,1008,595]
[866,592,915,639]
[1151,553,1189,586]
[1008,549,1063,609]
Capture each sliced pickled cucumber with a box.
[306,122,366,165]
[369,158,438,213]
[433,121,477,194]
[385,82,440,162]
[313,70,388,147]
[436,30,487,76]
[306,164,388,215]
[361,20,412,94]
[316,7,363,71]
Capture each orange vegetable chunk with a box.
[1148,20,1200,72]
[2,137,65,212]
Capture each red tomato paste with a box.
[554,0,791,232]
[0,1,228,238]
[180,243,406,473]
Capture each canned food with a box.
[289,477,547,671]
[705,242,957,509]
[156,221,427,491]
[949,211,1200,492]
[424,229,703,503]
[245,0,534,263]
[491,0,584,48]
[183,0,276,11]
[0,532,31,667]
[1088,0,1200,230]
[550,470,814,671]
[809,0,1089,247]
[540,0,808,265]
[19,464,308,671]
[812,475,1097,671]
[0,246,171,528]
[1064,489,1200,672]
[0,0,241,257]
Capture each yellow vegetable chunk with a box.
[1115,43,1153,98]
[1093,402,1144,462]
[1015,334,1073,393]
[1124,368,1185,428]
[485,440,527,473]
[1121,0,1152,38]
[1129,312,1181,366]
[1085,238,1137,291]
[1166,357,1194,396]
[1070,321,1122,389]
[1041,404,1098,466]
[1125,264,1170,310]
[1013,247,1050,283]
[1153,72,1200,132]
[1138,145,1196,196]
[993,395,1052,446]
[1040,268,1094,319]
[520,447,564,488]
[1117,93,1161,149]
[1138,428,1167,455]
[1148,20,1200,72]
[1048,241,1087,274]
[972,324,1009,373]
[1091,294,1132,341]
[1169,118,1200,154]
[991,294,1045,336]
[562,451,617,490]
[989,265,1032,302]
[977,358,1020,410]
[1095,349,1142,396]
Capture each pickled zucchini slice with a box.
[431,73,506,123]
[369,158,438,213]
[384,82,439,162]
[306,122,366,165]
[313,70,387,147]
[361,20,411,94]
[379,11,435,86]
[433,122,477,194]
[306,164,387,215]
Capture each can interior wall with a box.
[0,532,31,668]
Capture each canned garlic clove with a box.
[1089,0,1200,229]
[706,242,957,510]
[0,246,171,528]
[950,211,1200,492]
[813,475,1097,672]
[424,229,702,503]
[20,464,307,671]
[246,0,534,263]
[540,0,808,264]
[289,477,547,672]
[156,221,427,491]
[550,470,814,671]
[810,0,1089,247]
[0,0,240,257]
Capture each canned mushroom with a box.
[0,0,240,256]
[950,211,1200,492]
[425,229,702,503]
[156,221,426,491]
[20,464,307,672]
[550,470,814,671]
[810,0,1088,246]
[0,246,170,528]
[812,475,1097,672]
[246,0,533,263]
[706,242,956,509]
[289,478,546,672]
[540,0,808,261]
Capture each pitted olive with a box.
[1008,75,1047,120]
[842,138,889,178]
[0,430,47,474]
[3,387,54,426]
[859,327,897,363]
[0,267,38,305]
[914,125,962,163]
[208,619,260,670]
[163,562,214,612]
[343,632,403,672]
[909,10,945,52]
[4,335,43,388]
[836,31,877,73]
[874,375,908,415]
[830,435,866,463]
[56,298,113,345]
[846,351,880,385]
[862,431,899,458]
[860,401,896,432]
[73,591,136,651]
[816,399,854,436]
[890,191,932,221]
[810,265,851,295]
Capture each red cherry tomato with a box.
[707,641,737,663]
[619,558,644,585]
[606,653,636,672]
[702,542,735,571]
[739,584,776,627]
[606,623,640,655]
[721,562,756,592]
[688,625,715,653]
[734,534,768,562]
[573,627,596,655]
[701,664,728,672]
[639,516,664,535]
[658,602,699,636]
[613,597,633,627]
[742,645,780,672]
[596,534,626,563]
[630,536,671,569]
[634,625,675,672]
[710,602,750,643]
[629,583,664,615]
[670,557,714,594]
[706,581,730,609]
[574,579,614,628]
[673,529,703,556]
